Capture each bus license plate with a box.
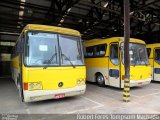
[55,94,65,99]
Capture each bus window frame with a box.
[85,44,107,58]
[154,47,160,65]
[109,42,120,66]
[147,48,151,58]
[23,30,84,67]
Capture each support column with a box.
[123,0,130,102]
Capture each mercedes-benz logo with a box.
[140,75,142,79]
[58,82,63,87]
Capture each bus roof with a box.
[23,24,81,36]
[147,43,160,48]
[84,37,145,46]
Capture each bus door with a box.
[108,43,120,87]
[153,48,160,81]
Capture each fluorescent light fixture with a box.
[0,32,20,35]
[19,0,25,20]
[155,23,160,26]
[129,11,134,15]
[103,2,109,7]
[60,19,64,23]
[17,26,21,28]
[67,8,72,12]
[18,17,23,20]
[86,21,89,24]
[17,22,22,24]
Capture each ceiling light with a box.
[60,19,64,23]
[17,26,21,28]
[67,8,71,12]
[103,2,109,7]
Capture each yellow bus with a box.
[84,37,151,88]
[147,44,160,82]
[11,24,86,102]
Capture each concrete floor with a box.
[0,77,160,115]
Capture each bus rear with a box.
[120,40,152,88]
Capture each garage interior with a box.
[0,0,160,115]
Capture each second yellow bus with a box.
[84,37,151,88]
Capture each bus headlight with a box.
[81,80,85,84]
[28,82,42,90]
[29,83,34,89]
[36,83,41,89]
[77,79,85,85]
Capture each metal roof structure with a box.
[0,0,160,43]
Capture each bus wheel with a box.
[20,85,24,102]
[17,80,24,102]
[96,74,105,87]
[20,88,24,102]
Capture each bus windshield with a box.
[121,43,149,65]
[25,31,84,66]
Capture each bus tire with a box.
[17,78,24,102]
[96,73,105,87]
[19,84,24,102]
[20,88,24,102]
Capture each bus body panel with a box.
[121,66,151,80]
[23,85,86,102]
[11,56,20,86]
[25,24,80,36]
[85,58,109,85]
[153,62,160,81]
[22,66,86,90]
[120,65,151,87]
[22,66,86,102]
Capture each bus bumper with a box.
[23,85,86,102]
[122,78,151,88]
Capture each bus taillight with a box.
[23,83,28,90]
[122,75,125,80]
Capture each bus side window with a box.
[147,48,151,58]
[86,46,94,57]
[95,44,107,57]
[110,44,119,65]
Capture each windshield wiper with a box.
[59,46,75,68]
[133,60,137,66]
[43,53,57,69]
[61,53,76,68]
[142,60,148,66]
